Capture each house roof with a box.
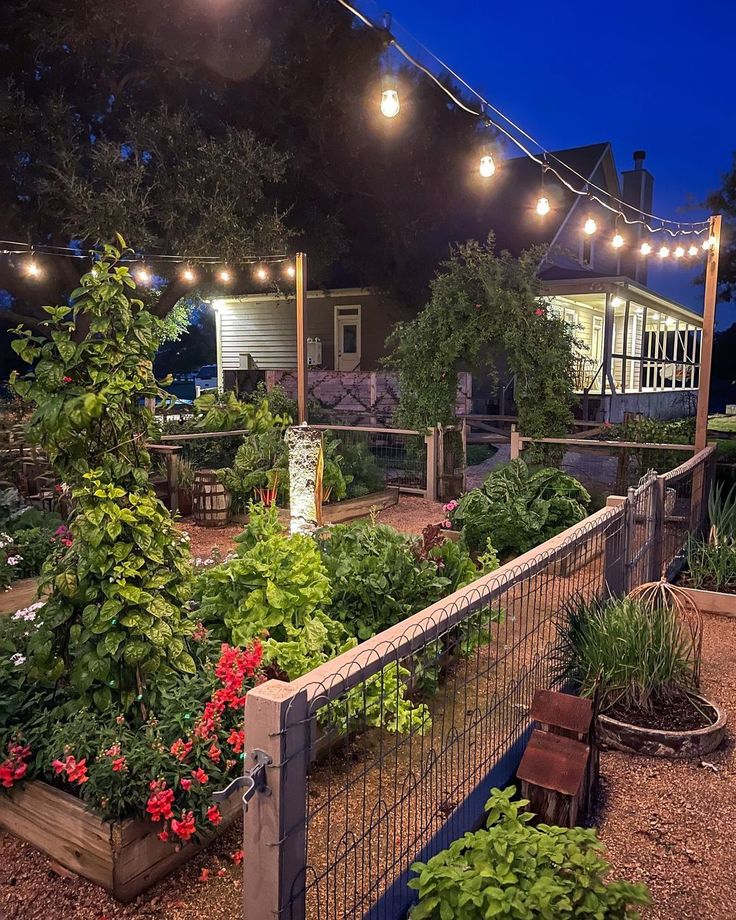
[454,142,615,255]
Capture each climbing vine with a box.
[385,237,577,437]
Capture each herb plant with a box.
[409,786,650,919]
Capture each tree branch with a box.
[0,311,51,337]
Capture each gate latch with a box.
[212,749,272,812]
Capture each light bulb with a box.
[26,261,41,278]
[285,264,296,279]
[479,154,496,178]
[702,234,717,250]
[674,246,685,259]
[658,246,670,258]
[182,268,196,283]
[640,242,652,255]
[583,218,597,235]
[255,266,269,282]
[380,89,400,118]
[136,268,151,284]
[612,233,624,249]
[688,245,698,257]
[218,269,232,283]
[536,196,550,216]
[611,295,624,308]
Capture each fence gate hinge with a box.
[211,749,272,812]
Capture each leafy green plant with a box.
[451,459,590,556]
[219,427,289,512]
[409,785,650,919]
[7,527,55,579]
[559,596,698,714]
[685,536,736,591]
[193,390,291,433]
[330,438,385,498]
[708,480,736,544]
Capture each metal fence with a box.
[241,445,716,920]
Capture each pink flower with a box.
[171,810,197,841]
[62,376,72,383]
[534,308,545,317]
[180,778,192,792]
[231,849,244,865]
[51,759,66,775]
[207,805,222,826]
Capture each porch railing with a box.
[240,445,715,920]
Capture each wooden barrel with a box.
[192,470,231,527]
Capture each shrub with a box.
[409,785,650,919]
[7,527,56,579]
[337,439,385,497]
[559,596,698,714]
[451,459,590,555]
[685,537,736,591]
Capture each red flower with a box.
[51,759,66,775]
[62,376,72,383]
[50,754,87,785]
[207,805,222,826]
[146,786,175,822]
[170,738,193,762]
[534,307,545,317]
[180,778,192,792]
[111,757,127,773]
[226,729,245,754]
[217,868,227,877]
[158,830,170,842]
[231,849,244,865]
[171,810,197,841]
[191,767,209,785]
[207,743,221,763]
[198,868,210,883]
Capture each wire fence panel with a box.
[315,425,428,494]
[241,446,714,920]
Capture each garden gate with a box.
[240,446,715,920]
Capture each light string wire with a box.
[339,0,709,237]
[0,239,290,264]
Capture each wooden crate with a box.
[0,781,241,902]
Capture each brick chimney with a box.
[620,150,654,284]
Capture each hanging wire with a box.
[336,0,709,236]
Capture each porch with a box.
[543,276,703,421]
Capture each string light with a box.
[285,264,296,279]
[536,196,550,216]
[612,233,624,249]
[674,246,685,259]
[135,268,151,284]
[640,242,652,256]
[181,267,196,283]
[380,87,400,118]
[25,260,41,278]
[703,235,717,250]
[688,244,699,257]
[255,266,269,282]
[658,245,670,258]
[218,269,232,283]
[479,153,496,178]
[583,218,597,235]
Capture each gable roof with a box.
[452,142,617,256]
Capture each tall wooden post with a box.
[296,252,308,424]
[695,215,722,451]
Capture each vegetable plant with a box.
[409,785,650,919]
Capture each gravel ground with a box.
[595,612,736,919]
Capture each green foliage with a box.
[708,480,736,544]
[318,522,454,640]
[409,785,650,919]
[9,246,194,711]
[685,537,736,592]
[559,597,698,714]
[8,527,56,579]
[466,444,496,467]
[386,237,577,436]
[451,460,590,556]
[337,439,385,497]
[708,415,736,434]
[604,416,695,483]
[219,428,289,512]
[193,391,291,434]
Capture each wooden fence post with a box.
[624,486,636,592]
[510,425,521,460]
[425,427,438,502]
[243,680,309,920]
[650,476,665,582]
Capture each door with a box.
[335,305,361,371]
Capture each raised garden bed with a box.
[0,780,241,902]
[676,584,736,618]
[231,487,400,527]
[597,692,727,758]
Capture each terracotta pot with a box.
[597,693,727,759]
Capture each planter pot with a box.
[0,781,240,902]
[597,694,727,759]
[0,577,41,616]
[675,585,736,619]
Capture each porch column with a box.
[601,292,616,401]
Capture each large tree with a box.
[0,0,489,345]
[705,152,736,301]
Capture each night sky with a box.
[385,0,736,326]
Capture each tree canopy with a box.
[705,152,736,302]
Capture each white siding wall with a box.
[218,298,297,370]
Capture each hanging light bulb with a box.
[612,233,624,249]
[611,295,624,308]
[181,267,196,283]
[479,153,496,178]
[135,267,151,285]
[640,242,652,256]
[536,196,550,216]
[25,260,41,278]
[702,234,717,250]
[583,217,597,235]
[658,245,670,258]
[218,269,232,283]
[255,265,269,282]
[688,244,699,257]
[380,77,400,118]
[674,246,685,259]
[285,264,296,279]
